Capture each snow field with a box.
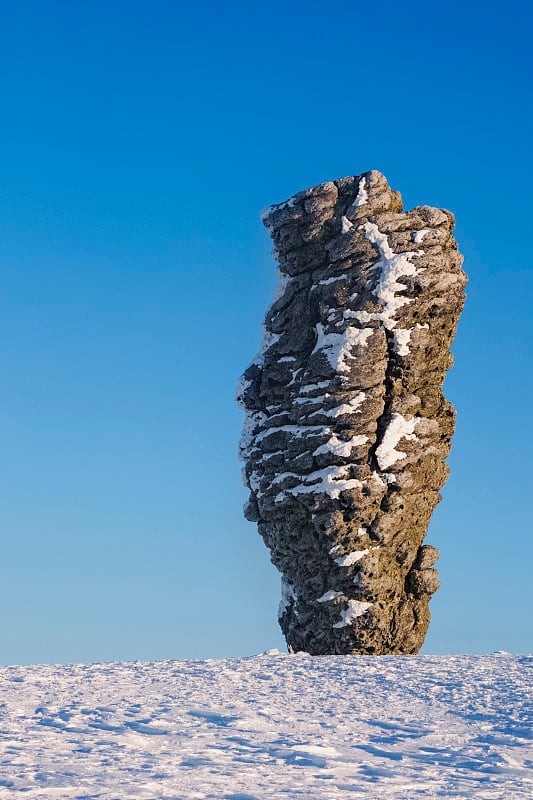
[0,653,531,799]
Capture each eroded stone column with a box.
[237,171,466,654]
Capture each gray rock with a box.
[237,170,467,655]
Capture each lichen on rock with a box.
[237,170,467,655]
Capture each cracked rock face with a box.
[237,171,467,655]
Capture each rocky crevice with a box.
[237,171,467,655]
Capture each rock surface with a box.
[237,170,467,655]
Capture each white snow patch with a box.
[330,546,369,567]
[274,466,362,502]
[287,367,303,386]
[260,449,284,461]
[361,220,420,322]
[253,423,324,446]
[307,392,365,418]
[261,196,297,228]
[341,216,353,233]
[311,323,374,372]
[393,328,412,356]
[352,176,368,208]
[291,743,341,757]
[238,410,267,460]
[318,273,349,286]
[313,433,368,458]
[243,325,280,378]
[375,413,419,470]
[316,590,344,603]
[333,599,373,627]
[352,220,425,355]
[299,380,332,394]
[279,575,297,618]
[412,228,431,243]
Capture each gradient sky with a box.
[0,0,531,665]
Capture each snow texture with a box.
[274,466,363,502]
[359,220,423,355]
[313,433,368,458]
[332,599,373,627]
[353,175,368,207]
[279,576,297,619]
[330,546,370,566]
[316,590,344,602]
[312,323,373,372]
[375,413,419,470]
[0,654,530,798]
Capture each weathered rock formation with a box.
[237,170,466,655]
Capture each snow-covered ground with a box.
[0,653,530,799]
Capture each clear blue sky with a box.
[1,0,531,664]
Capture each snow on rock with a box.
[341,215,353,233]
[413,228,431,243]
[0,654,529,799]
[307,392,365,418]
[359,219,424,355]
[313,432,368,458]
[375,412,419,470]
[237,170,467,656]
[274,466,363,502]
[316,589,344,602]
[330,546,369,566]
[352,174,368,207]
[311,323,373,372]
[392,327,412,356]
[333,598,373,626]
[279,575,297,619]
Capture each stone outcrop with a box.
[237,170,466,655]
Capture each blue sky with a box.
[0,0,531,664]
